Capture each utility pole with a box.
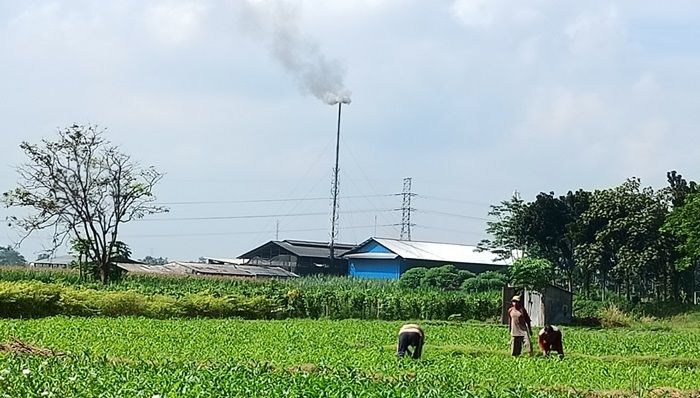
[400,177,415,241]
[275,219,279,241]
[329,98,350,264]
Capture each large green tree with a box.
[520,190,591,292]
[663,192,700,298]
[573,179,671,301]
[3,125,167,284]
[483,174,697,302]
[481,190,591,292]
[478,192,527,261]
[0,246,26,266]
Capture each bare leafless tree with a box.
[2,124,167,283]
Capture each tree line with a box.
[479,171,700,303]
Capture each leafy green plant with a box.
[398,267,427,289]
[508,257,554,293]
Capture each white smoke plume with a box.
[240,0,351,105]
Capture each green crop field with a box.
[2,317,700,397]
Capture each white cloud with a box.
[516,36,540,65]
[450,0,497,27]
[1,0,700,259]
[450,0,543,28]
[144,2,208,46]
[564,5,625,56]
[633,72,658,97]
[522,89,606,139]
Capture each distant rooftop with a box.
[343,238,511,266]
[115,261,297,278]
[30,255,77,266]
[239,239,356,259]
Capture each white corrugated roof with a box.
[204,257,249,265]
[370,238,510,266]
[31,255,77,266]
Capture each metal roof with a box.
[343,252,398,260]
[343,238,510,266]
[114,262,191,274]
[116,261,298,278]
[30,255,77,266]
[239,240,355,259]
[204,257,248,265]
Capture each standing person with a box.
[507,295,532,356]
[397,323,425,359]
[538,325,564,359]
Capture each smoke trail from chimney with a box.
[240,1,351,105]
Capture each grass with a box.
[2,317,700,397]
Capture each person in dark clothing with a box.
[397,323,425,359]
[538,325,564,358]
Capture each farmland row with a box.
[2,317,700,397]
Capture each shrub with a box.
[398,267,427,289]
[0,280,63,318]
[599,304,634,328]
[460,271,507,293]
[475,271,508,283]
[0,275,502,321]
[461,277,505,293]
[421,265,472,290]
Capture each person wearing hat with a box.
[397,323,425,359]
[507,295,532,356]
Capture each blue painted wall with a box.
[356,240,392,254]
[348,239,506,280]
[349,258,403,279]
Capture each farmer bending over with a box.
[508,295,532,356]
[397,323,424,359]
[538,325,564,359]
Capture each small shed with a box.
[502,285,573,327]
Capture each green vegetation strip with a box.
[2,317,700,397]
[0,276,500,321]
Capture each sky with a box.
[1,0,699,261]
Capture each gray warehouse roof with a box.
[239,240,355,259]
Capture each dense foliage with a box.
[0,247,26,266]
[508,257,554,293]
[398,265,475,290]
[461,271,508,293]
[0,270,500,321]
[480,172,700,302]
[2,317,700,397]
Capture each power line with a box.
[135,208,398,222]
[122,224,400,238]
[413,224,485,240]
[155,193,399,206]
[343,144,403,236]
[414,209,490,221]
[417,194,491,207]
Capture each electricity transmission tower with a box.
[400,177,415,240]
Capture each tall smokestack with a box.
[329,97,350,265]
